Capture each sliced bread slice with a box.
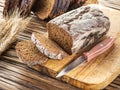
[15,40,48,66]
[31,32,68,60]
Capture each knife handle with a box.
[83,37,115,62]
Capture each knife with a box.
[56,36,115,78]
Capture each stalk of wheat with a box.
[0,9,31,55]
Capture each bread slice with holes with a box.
[15,40,48,66]
[31,32,68,60]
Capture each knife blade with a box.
[56,36,115,78]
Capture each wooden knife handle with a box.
[83,37,115,62]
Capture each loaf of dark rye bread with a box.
[47,5,110,54]
[31,32,68,60]
[3,0,36,16]
[32,0,69,20]
[32,0,86,20]
[15,40,48,66]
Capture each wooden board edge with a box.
[63,68,120,90]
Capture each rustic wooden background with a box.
[98,0,120,10]
[0,1,120,90]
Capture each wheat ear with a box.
[0,10,31,55]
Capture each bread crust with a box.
[49,0,59,18]
[47,5,110,54]
[31,32,68,60]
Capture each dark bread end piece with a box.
[15,40,48,66]
[32,0,56,20]
[32,0,87,20]
[31,32,68,59]
[32,0,71,20]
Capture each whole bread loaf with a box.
[32,0,70,20]
[31,32,68,60]
[32,0,86,20]
[47,5,110,54]
[15,40,48,66]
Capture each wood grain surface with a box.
[98,0,120,10]
[0,1,120,90]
